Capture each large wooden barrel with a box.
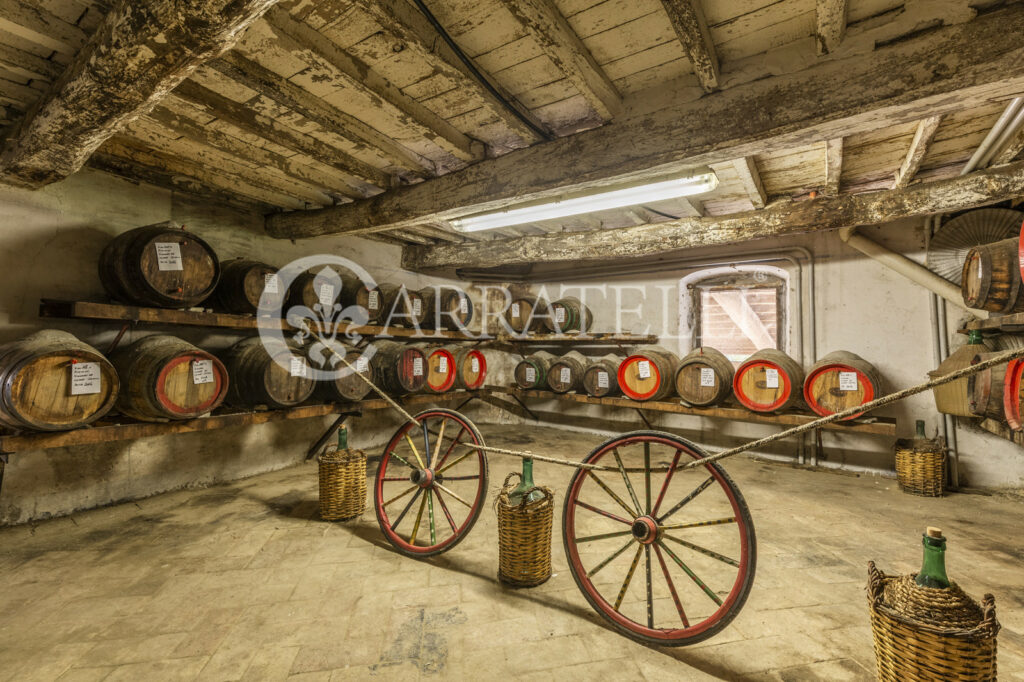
[287,270,345,312]
[543,297,594,334]
[420,287,473,331]
[1003,358,1024,429]
[99,222,221,308]
[378,284,428,328]
[802,351,882,420]
[962,237,1024,313]
[372,341,426,395]
[968,352,1007,421]
[312,341,375,403]
[929,338,988,417]
[505,296,549,334]
[450,346,487,390]
[582,354,621,397]
[415,345,457,394]
[213,259,279,315]
[221,337,315,409]
[675,347,734,407]
[547,350,589,394]
[109,335,229,421]
[0,330,119,432]
[514,351,555,389]
[618,348,679,402]
[733,349,804,413]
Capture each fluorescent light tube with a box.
[450,171,718,232]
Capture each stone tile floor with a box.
[1,424,1022,681]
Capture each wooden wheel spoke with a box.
[409,492,428,545]
[428,419,446,469]
[440,474,480,481]
[382,484,418,508]
[426,488,437,545]
[612,448,643,515]
[657,476,715,524]
[663,534,739,567]
[643,442,652,515]
[658,540,723,606]
[438,451,472,474]
[586,471,638,520]
[654,544,689,627]
[644,545,654,628]
[575,500,632,525]
[434,482,472,508]
[587,537,636,578]
[392,488,423,530]
[661,517,737,531]
[433,486,459,533]
[381,476,409,482]
[403,434,426,469]
[387,451,416,470]
[434,427,466,470]
[614,544,644,611]
[574,529,633,544]
[652,449,683,516]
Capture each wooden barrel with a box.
[372,341,426,395]
[99,222,221,309]
[968,352,1007,421]
[543,297,594,334]
[582,354,621,397]
[802,351,881,420]
[675,347,734,407]
[733,349,804,413]
[221,337,315,409]
[379,283,428,328]
[415,345,457,394]
[505,296,549,334]
[547,350,588,394]
[0,330,119,432]
[514,351,555,389]
[109,335,229,421]
[962,237,1024,313]
[213,258,279,314]
[450,346,487,390]
[333,274,384,324]
[312,341,375,403]
[287,270,345,312]
[420,287,474,330]
[1003,358,1024,429]
[618,348,679,402]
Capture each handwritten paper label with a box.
[413,357,424,376]
[290,357,307,378]
[765,368,779,388]
[438,356,448,373]
[510,302,520,319]
[597,371,609,389]
[560,367,571,384]
[700,367,716,387]
[318,284,334,307]
[155,242,183,271]
[263,273,279,294]
[525,366,536,383]
[839,371,859,391]
[460,297,468,314]
[192,360,214,384]
[471,356,480,373]
[70,363,101,395]
[412,298,422,316]
[638,360,651,379]
[355,356,369,372]
[555,307,566,323]
[368,290,379,310]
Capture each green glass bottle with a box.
[915,419,927,440]
[508,458,544,505]
[915,527,950,589]
[336,425,348,452]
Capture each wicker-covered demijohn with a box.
[894,436,946,497]
[495,472,554,587]
[867,561,999,681]
[318,446,367,521]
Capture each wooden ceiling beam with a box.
[892,115,943,188]
[660,0,719,92]
[731,157,766,209]
[265,5,1024,240]
[815,0,849,56]
[990,126,1024,167]
[402,160,1024,271]
[824,138,843,196]
[0,0,281,190]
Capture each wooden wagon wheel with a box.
[563,431,756,646]
[374,409,488,557]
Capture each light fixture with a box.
[449,170,718,232]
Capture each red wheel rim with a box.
[733,361,791,412]
[564,434,754,643]
[375,409,487,555]
[802,364,874,420]
[618,356,663,400]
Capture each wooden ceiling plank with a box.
[659,0,719,92]
[264,5,1024,240]
[0,0,281,189]
[0,41,63,81]
[0,0,87,55]
[824,137,843,196]
[815,0,849,56]
[731,156,766,209]
[892,115,943,189]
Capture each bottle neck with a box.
[337,426,348,451]
[916,534,950,589]
[967,330,984,345]
[521,458,534,488]
[915,420,926,439]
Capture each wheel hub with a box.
[631,516,659,545]
[410,468,434,488]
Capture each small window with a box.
[692,273,784,362]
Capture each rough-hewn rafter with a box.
[824,138,843,196]
[732,157,766,208]
[660,0,719,92]
[815,0,849,55]
[893,115,943,188]
[402,160,1024,271]
[265,6,1024,240]
[0,0,282,189]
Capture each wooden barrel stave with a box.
[221,337,315,409]
[969,352,1008,421]
[372,341,427,395]
[505,296,551,334]
[547,350,589,394]
[214,259,279,315]
[618,348,679,402]
[802,351,881,419]
[311,341,376,402]
[514,351,556,389]
[378,284,428,328]
[962,237,1024,313]
[450,346,487,390]
[675,346,734,407]
[582,354,622,397]
[414,344,457,394]
[733,348,804,413]
[543,297,594,334]
[420,288,474,331]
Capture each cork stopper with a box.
[926,527,944,539]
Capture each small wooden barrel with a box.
[1003,358,1024,429]
[221,337,315,409]
[213,258,279,314]
[803,351,882,420]
[962,237,1024,313]
[99,222,221,309]
[287,270,345,312]
[968,353,1007,421]
[505,296,549,334]
[450,346,487,390]
[420,287,473,330]
[547,350,588,394]
[675,347,734,407]
[379,283,428,328]
[372,341,426,395]
[514,351,555,389]
[416,345,457,394]
[733,349,805,413]
[582,354,621,397]
[543,297,594,334]
[0,330,119,432]
[618,348,679,402]
[312,342,375,403]
[109,335,228,421]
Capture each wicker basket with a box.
[318,447,367,521]
[868,561,999,681]
[495,472,553,587]
[895,437,946,497]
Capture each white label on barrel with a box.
[978,264,983,279]
[510,302,520,318]
[839,371,858,391]
[638,360,651,379]
[413,357,424,376]
[263,273,279,294]
[555,307,566,323]
[460,297,468,314]
[700,367,716,387]
[318,283,334,307]
[192,360,214,385]
[356,356,369,372]
[154,242,183,271]
[368,290,379,310]
[597,371,609,389]
[438,356,448,373]
[412,298,422,316]
[290,357,307,378]
[560,367,571,384]
[471,356,480,373]
[765,367,779,388]
[525,366,536,383]
[70,363,101,395]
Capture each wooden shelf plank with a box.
[501,388,897,436]
[961,313,1024,333]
